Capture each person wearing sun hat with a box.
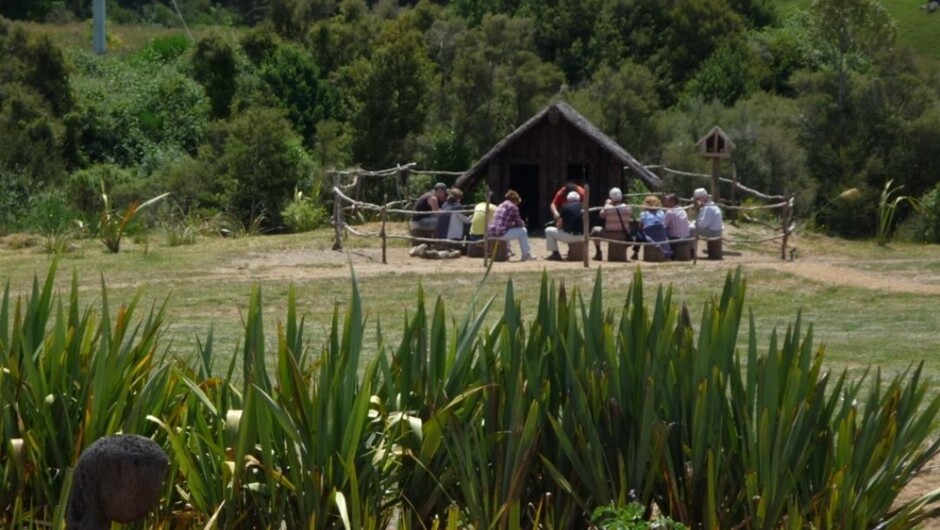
[590,187,633,261]
[689,187,723,239]
[545,190,584,261]
[632,195,671,260]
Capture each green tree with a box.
[259,43,337,143]
[567,61,661,159]
[683,42,763,106]
[803,0,895,110]
[201,107,314,227]
[663,0,746,93]
[191,33,241,119]
[520,0,603,83]
[350,20,432,168]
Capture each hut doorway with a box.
[510,164,541,229]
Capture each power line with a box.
[169,0,195,43]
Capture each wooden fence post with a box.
[483,187,492,267]
[781,193,793,261]
[381,193,388,265]
[331,171,342,251]
[582,184,590,268]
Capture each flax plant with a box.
[4,263,940,529]
[0,262,180,527]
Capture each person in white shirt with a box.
[689,188,723,239]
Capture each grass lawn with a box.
[1,225,938,381]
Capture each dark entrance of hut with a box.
[510,164,542,230]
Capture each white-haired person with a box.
[590,187,633,261]
[546,191,584,261]
[689,187,723,240]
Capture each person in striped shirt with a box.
[663,193,691,241]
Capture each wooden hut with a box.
[453,101,662,228]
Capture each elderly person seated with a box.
[689,188,723,239]
[546,191,584,261]
[590,187,632,261]
[486,189,536,262]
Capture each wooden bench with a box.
[467,239,509,261]
[671,241,693,262]
[606,237,630,262]
[706,239,723,260]
[643,244,666,263]
[566,241,586,261]
[409,228,434,246]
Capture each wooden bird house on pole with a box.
[695,126,734,200]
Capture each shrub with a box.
[201,107,315,229]
[23,189,82,236]
[281,190,327,233]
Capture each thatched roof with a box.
[454,101,663,191]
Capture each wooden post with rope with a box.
[331,171,342,251]
[381,193,388,264]
[582,184,590,268]
[781,193,793,261]
[483,187,492,267]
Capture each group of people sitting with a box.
[408,181,723,262]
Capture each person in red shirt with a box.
[549,182,586,222]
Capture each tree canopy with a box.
[1,0,939,240]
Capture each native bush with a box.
[200,106,315,229]
[2,265,940,528]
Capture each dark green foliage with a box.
[258,43,336,142]
[190,33,241,119]
[23,189,83,235]
[521,0,604,83]
[663,0,746,91]
[201,107,315,228]
[66,49,209,171]
[567,61,661,159]
[683,42,762,106]
[145,35,191,63]
[0,84,66,187]
[66,164,135,216]
[350,21,431,168]
[0,26,72,203]
[0,0,55,20]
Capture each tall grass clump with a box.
[2,264,940,528]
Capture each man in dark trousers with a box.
[545,191,584,261]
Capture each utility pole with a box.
[93,0,106,55]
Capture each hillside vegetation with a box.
[1,0,940,245]
[779,0,940,68]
